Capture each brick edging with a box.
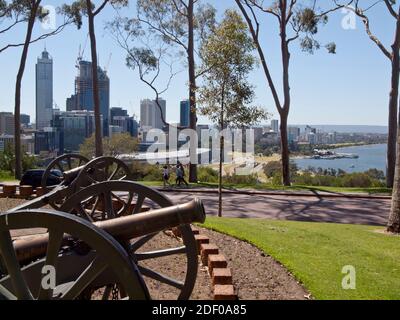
[192,227,238,300]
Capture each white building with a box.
[35,48,53,130]
[271,119,279,133]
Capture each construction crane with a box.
[76,34,89,69]
[104,53,112,74]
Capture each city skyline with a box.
[0,1,394,126]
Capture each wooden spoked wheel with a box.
[60,181,199,300]
[0,209,149,300]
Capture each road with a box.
[162,190,390,226]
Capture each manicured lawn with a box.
[140,180,391,195]
[201,217,400,300]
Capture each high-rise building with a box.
[140,98,166,130]
[20,114,30,126]
[288,127,300,143]
[66,94,77,111]
[74,60,110,136]
[0,112,15,135]
[271,119,279,133]
[180,100,190,128]
[36,48,53,130]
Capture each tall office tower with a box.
[271,119,279,133]
[74,60,110,136]
[36,48,53,130]
[180,100,190,127]
[0,112,15,135]
[140,98,166,130]
[66,94,77,111]
[20,114,30,126]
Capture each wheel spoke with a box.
[0,284,17,300]
[135,246,186,261]
[89,196,101,218]
[76,204,94,222]
[130,233,157,252]
[38,229,64,300]
[102,285,113,300]
[138,266,184,290]
[103,192,115,219]
[0,230,33,300]
[133,195,145,214]
[108,165,121,181]
[61,257,108,300]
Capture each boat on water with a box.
[310,149,359,160]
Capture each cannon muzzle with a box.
[12,199,206,264]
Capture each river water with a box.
[293,144,387,173]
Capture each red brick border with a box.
[193,226,237,300]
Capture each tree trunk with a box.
[218,98,224,218]
[87,0,103,157]
[386,17,400,188]
[218,134,223,217]
[14,1,40,180]
[280,0,291,186]
[280,111,290,186]
[188,0,197,183]
[388,123,400,233]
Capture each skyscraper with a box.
[74,60,110,136]
[271,119,279,133]
[36,48,53,130]
[140,98,166,130]
[0,112,14,135]
[180,100,190,128]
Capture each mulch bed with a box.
[199,227,310,300]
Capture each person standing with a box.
[162,165,170,188]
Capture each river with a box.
[293,144,387,173]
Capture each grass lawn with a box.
[0,170,17,183]
[201,217,400,300]
[140,181,391,195]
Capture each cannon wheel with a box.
[73,157,131,191]
[0,209,149,300]
[60,181,198,300]
[41,154,89,190]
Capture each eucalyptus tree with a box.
[198,10,268,217]
[7,0,71,179]
[337,1,400,188]
[106,15,182,129]
[235,0,351,186]
[136,0,216,182]
[62,0,128,158]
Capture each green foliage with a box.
[131,162,163,181]
[198,9,268,128]
[202,218,400,299]
[0,143,36,173]
[79,133,138,159]
[197,166,219,183]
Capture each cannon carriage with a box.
[0,154,206,300]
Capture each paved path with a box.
[162,190,390,226]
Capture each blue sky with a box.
[0,0,395,126]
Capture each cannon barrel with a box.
[62,165,87,185]
[12,199,206,264]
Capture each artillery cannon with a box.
[0,154,207,300]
